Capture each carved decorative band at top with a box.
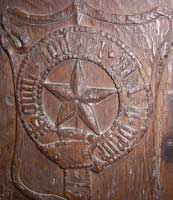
[3,0,173,27]
[2,0,172,55]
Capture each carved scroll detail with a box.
[1,12,31,52]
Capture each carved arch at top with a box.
[1,0,173,52]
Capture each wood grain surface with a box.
[0,1,173,200]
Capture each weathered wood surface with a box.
[0,0,173,200]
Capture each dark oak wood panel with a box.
[0,1,173,200]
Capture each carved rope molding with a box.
[1,1,173,200]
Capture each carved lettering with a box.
[123,105,145,119]
[98,40,106,60]
[127,84,144,95]
[20,76,37,115]
[56,30,71,55]
[121,64,136,79]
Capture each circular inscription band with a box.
[17,26,152,172]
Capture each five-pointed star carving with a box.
[43,60,117,135]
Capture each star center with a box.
[43,59,117,135]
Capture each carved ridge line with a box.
[79,1,161,25]
[4,0,173,26]
[6,2,76,26]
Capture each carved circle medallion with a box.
[42,59,119,137]
[17,26,152,172]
